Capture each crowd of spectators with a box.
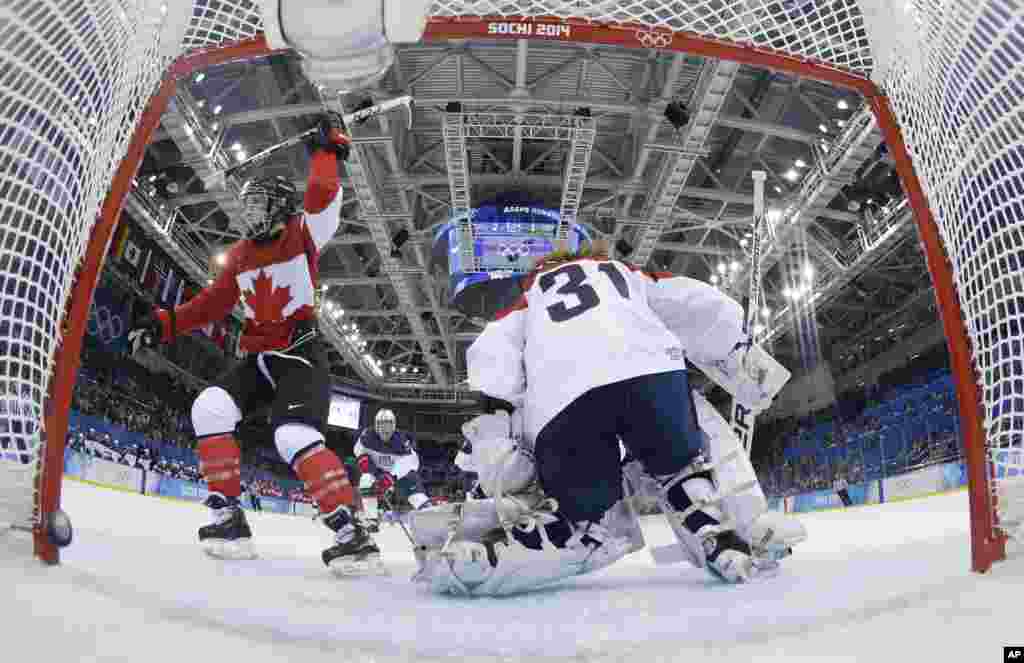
[755,369,963,497]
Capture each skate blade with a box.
[203,538,258,560]
[327,554,388,577]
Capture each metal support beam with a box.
[221,97,823,146]
[340,141,448,385]
[557,115,597,240]
[631,60,741,266]
[735,106,883,292]
[443,108,474,276]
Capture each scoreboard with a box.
[431,203,591,319]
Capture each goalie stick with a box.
[731,170,768,456]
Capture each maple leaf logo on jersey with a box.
[242,270,292,322]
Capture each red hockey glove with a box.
[356,454,371,475]
[373,474,394,497]
[312,112,351,161]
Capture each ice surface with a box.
[3,481,1021,662]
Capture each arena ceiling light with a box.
[194,72,205,84]
[837,99,849,110]
[784,169,800,182]
[794,159,807,168]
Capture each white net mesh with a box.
[0,0,263,533]
[2,0,1021,557]
[872,2,1024,536]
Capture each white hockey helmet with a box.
[374,409,396,438]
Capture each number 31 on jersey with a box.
[537,262,631,323]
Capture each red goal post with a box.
[0,1,1013,573]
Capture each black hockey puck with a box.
[46,509,73,547]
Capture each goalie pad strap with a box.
[197,434,241,498]
[294,444,353,514]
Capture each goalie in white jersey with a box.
[460,238,781,589]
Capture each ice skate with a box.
[199,493,256,560]
[656,457,755,583]
[322,506,385,576]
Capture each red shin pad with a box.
[198,434,242,498]
[294,445,354,515]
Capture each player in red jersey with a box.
[130,113,380,575]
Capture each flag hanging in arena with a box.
[87,286,130,353]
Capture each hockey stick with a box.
[209,95,414,185]
[730,170,768,456]
[378,489,417,548]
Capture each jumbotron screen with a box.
[472,205,564,272]
[433,203,588,276]
[431,202,592,318]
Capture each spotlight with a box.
[664,101,690,130]
[784,169,800,182]
[837,99,849,110]
[710,275,719,285]
[213,105,223,116]
[729,260,740,272]
[716,263,727,275]
[194,73,205,83]
[761,306,771,318]
[794,159,807,168]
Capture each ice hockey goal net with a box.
[1,1,1020,572]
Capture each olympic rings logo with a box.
[636,30,673,49]
[88,305,125,344]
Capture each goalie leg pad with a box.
[692,390,766,533]
[419,525,634,597]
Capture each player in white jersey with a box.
[451,239,778,592]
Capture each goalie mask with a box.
[239,176,298,241]
[374,409,396,439]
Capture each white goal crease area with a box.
[0,1,1021,573]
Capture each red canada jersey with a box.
[157,150,343,353]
